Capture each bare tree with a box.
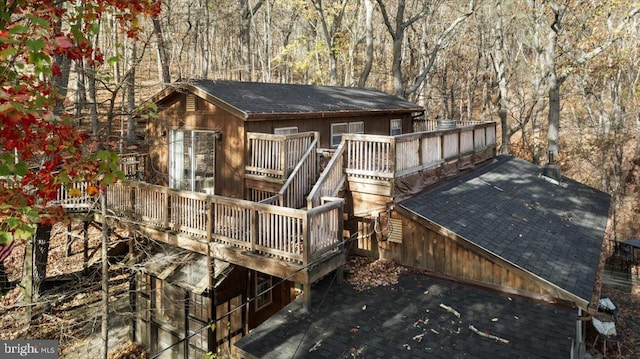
[357,0,375,88]
[377,0,475,98]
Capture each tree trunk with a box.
[491,0,509,155]
[240,0,252,81]
[88,36,99,138]
[126,42,137,145]
[101,192,109,359]
[152,13,171,84]
[545,2,565,165]
[75,60,87,124]
[357,0,375,88]
[52,56,72,116]
[21,224,52,320]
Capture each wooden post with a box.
[302,212,311,311]
[280,137,287,177]
[83,221,89,274]
[100,191,109,359]
[303,281,311,311]
[337,201,345,284]
[389,137,397,198]
[250,208,257,252]
[65,222,72,257]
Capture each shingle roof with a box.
[187,79,423,116]
[235,272,576,359]
[399,155,610,303]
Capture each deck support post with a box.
[303,281,311,311]
[82,221,89,274]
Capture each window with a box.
[255,273,273,310]
[349,122,364,134]
[169,130,217,193]
[390,119,402,136]
[331,121,364,147]
[154,281,185,330]
[274,127,298,135]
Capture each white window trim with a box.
[331,123,348,147]
[331,121,364,147]
[274,126,298,135]
[390,119,402,136]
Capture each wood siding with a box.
[353,209,581,304]
[149,94,245,198]
[148,91,414,199]
[245,113,412,149]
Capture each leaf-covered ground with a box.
[0,223,145,359]
[2,226,639,358]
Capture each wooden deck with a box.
[53,121,496,307]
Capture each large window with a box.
[331,121,364,147]
[169,130,216,193]
[136,274,211,359]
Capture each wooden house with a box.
[145,79,424,200]
[56,79,518,358]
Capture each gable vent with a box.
[186,94,196,112]
[387,218,403,243]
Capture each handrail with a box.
[118,152,147,180]
[306,141,346,209]
[94,180,344,265]
[246,132,317,180]
[278,136,319,208]
[344,122,497,182]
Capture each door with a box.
[170,130,217,194]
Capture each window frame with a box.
[390,119,402,136]
[331,121,364,147]
[255,273,273,311]
[274,126,298,135]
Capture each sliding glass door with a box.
[169,130,216,194]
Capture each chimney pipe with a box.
[543,149,562,181]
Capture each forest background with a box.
[59,0,640,239]
[1,0,640,357]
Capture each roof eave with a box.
[244,107,425,121]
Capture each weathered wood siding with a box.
[354,210,562,299]
[149,92,415,199]
[245,113,412,149]
[148,94,245,198]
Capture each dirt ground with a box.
[0,223,146,359]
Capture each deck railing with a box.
[119,152,147,180]
[53,152,145,211]
[414,119,487,132]
[278,137,318,208]
[102,181,343,265]
[54,180,99,211]
[245,132,317,180]
[343,134,395,181]
[344,122,497,181]
[306,142,346,209]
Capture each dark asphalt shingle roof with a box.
[235,272,576,359]
[188,79,423,116]
[400,155,610,303]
